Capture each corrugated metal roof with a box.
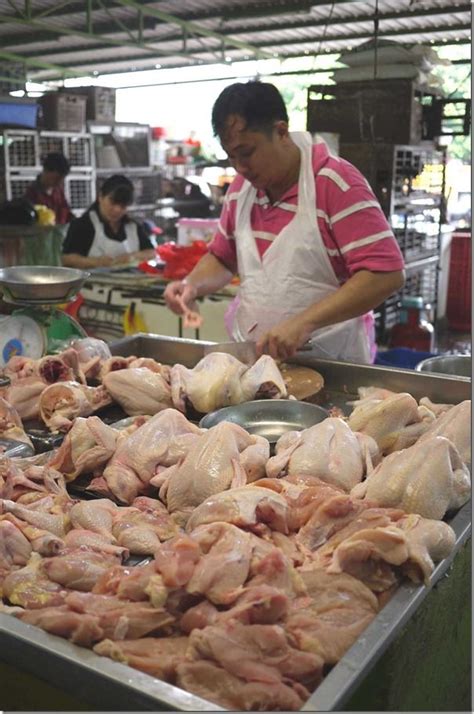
[0,0,470,82]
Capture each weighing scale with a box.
[0,267,88,365]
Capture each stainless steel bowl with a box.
[0,266,89,302]
[199,399,329,444]
[415,354,471,378]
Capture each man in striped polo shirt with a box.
[164,81,405,363]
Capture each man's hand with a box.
[256,314,313,361]
[164,280,198,316]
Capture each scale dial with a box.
[0,315,45,364]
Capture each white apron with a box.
[89,210,140,258]
[230,131,372,363]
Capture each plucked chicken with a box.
[266,417,378,491]
[170,352,286,414]
[102,409,202,504]
[103,368,172,416]
[351,435,471,520]
[39,381,112,431]
[154,422,270,519]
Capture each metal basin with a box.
[0,266,89,302]
[199,399,329,445]
[415,354,471,378]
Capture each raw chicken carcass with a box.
[0,397,33,448]
[0,519,32,569]
[240,355,287,400]
[170,352,248,413]
[186,522,254,605]
[155,422,268,517]
[171,352,287,414]
[2,355,37,383]
[48,416,119,481]
[3,348,85,386]
[177,660,308,712]
[419,396,455,417]
[93,637,189,681]
[2,552,68,608]
[102,409,202,504]
[39,381,112,431]
[69,498,118,538]
[417,399,471,465]
[347,392,423,454]
[98,355,137,381]
[2,375,47,421]
[42,547,122,591]
[266,418,378,491]
[351,435,471,520]
[397,513,456,584]
[112,506,179,554]
[286,569,378,664]
[103,368,172,416]
[185,486,290,534]
[1,498,69,537]
[187,620,323,689]
[37,348,86,385]
[128,357,171,381]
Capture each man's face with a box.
[42,170,64,190]
[220,114,290,193]
[98,194,128,224]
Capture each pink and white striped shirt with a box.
[208,141,404,282]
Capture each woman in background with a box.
[62,174,155,269]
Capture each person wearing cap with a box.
[164,81,405,363]
[25,152,74,225]
[62,174,155,269]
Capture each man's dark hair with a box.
[211,81,289,139]
[42,152,70,176]
[99,174,134,206]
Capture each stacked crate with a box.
[0,129,96,217]
[307,79,447,343]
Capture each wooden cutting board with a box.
[280,364,325,401]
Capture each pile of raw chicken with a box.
[0,338,471,711]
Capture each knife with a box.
[203,340,314,365]
[203,341,258,365]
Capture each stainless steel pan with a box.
[0,265,89,303]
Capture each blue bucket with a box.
[375,347,437,370]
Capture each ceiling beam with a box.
[0,12,208,62]
[0,48,89,77]
[8,3,470,60]
[27,20,471,72]
[27,36,471,83]
[220,4,471,33]
[0,15,158,47]
[28,32,470,81]
[112,0,275,59]
[245,22,472,49]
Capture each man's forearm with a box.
[185,253,234,297]
[303,269,405,332]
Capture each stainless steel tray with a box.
[0,333,470,711]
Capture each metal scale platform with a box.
[0,266,89,365]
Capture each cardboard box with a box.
[38,93,86,132]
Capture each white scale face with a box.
[0,315,45,365]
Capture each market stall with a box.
[77,269,235,343]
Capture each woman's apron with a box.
[228,131,373,364]
[89,210,140,258]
